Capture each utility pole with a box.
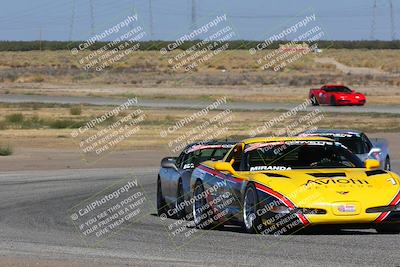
[89,0,95,35]
[191,0,197,29]
[370,0,377,40]
[390,0,396,40]
[39,27,43,51]
[132,0,136,31]
[69,0,76,41]
[149,0,154,38]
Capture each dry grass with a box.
[1,82,399,105]
[0,49,399,87]
[0,103,399,150]
[322,49,400,73]
[0,49,399,105]
[2,49,397,73]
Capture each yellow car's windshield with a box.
[243,140,364,171]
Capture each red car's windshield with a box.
[324,86,352,93]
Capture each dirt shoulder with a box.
[1,83,400,105]
[0,257,124,267]
[0,147,167,171]
[0,132,398,172]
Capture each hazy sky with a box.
[0,0,398,41]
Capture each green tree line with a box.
[0,40,399,51]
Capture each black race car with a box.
[157,140,235,219]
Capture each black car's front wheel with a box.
[174,179,186,219]
[242,183,263,234]
[157,177,168,217]
[385,156,391,171]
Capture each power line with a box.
[370,0,397,40]
[0,0,70,23]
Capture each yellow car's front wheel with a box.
[376,224,400,234]
[242,183,262,234]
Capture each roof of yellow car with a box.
[242,136,333,144]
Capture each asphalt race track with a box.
[1,161,399,266]
[1,94,400,114]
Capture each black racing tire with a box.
[192,180,213,230]
[376,224,400,234]
[385,156,391,171]
[174,179,186,219]
[157,177,169,217]
[330,96,337,106]
[310,95,319,106]
[242,183,263,234]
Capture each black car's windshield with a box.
[299,133,366,154]
[181,145,232,169]
[243,140,364,171]
[333,136,365,154]
[324,86,352,93]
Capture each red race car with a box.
[309,84,366,106]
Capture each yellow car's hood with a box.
[242,168,400,207]
[200,161,400,224]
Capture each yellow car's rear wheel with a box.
[193,181,215,229]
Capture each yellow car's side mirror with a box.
[365,159,380,170]
[214,162,237,176]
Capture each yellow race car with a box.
[190,137,400,234]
